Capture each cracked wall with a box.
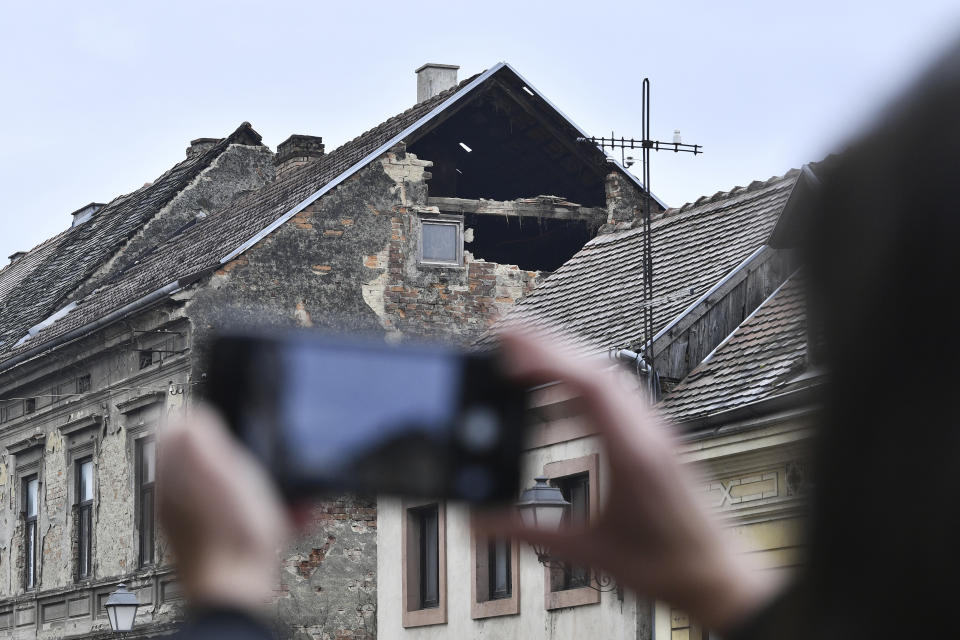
[185,144,549,640]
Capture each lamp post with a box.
[104,583,139,635]
[516,477,620,594]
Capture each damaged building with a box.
[0,62,653,638]
[377,167,816,640]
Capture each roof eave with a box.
[670,379,824,432]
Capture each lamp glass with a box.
[108,603,137,632]
[107,605,118,632]
[535,503,566,531]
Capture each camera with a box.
[203,331,527,504]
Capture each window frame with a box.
[22,474,39,591]
[75,457,94,581]
[136,437,156,567]
[401,498,447,627]
[76,374,91,395]
[471,531,520,619]
[418,215,464,267]
[542,453,601,610]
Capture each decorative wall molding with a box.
[0,568,180,636]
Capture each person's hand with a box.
[157,404,289,613]
[478,330,781,633]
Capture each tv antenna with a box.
[578,78,702,401]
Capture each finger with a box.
[499,328,669,460]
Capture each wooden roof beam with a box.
[427,196,607,223]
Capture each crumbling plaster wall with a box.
[602,170,662,233]
[0,305,191,636]
[184,145,547,640]
[188,144,539,351]
[375,148,541,343]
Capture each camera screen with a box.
[209,332,525,502]
[276,344,461,477]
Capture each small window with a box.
[542,454,600,610]
[139,350,154,370]
[23,476,39,590]
[1,403,8,423]
[552,473,590,590]
[24,398,36,414]
[472,532,520,618]
[488,538,512,600]
[421,219,462,265]
[136,438,156,566]
[76,375,91,394]
[76,458,94,580]
[415,505,440,609]
[403,500,447,627]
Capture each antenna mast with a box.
[578,78,702,401]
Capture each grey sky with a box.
[1,1,958,263]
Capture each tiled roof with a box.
[0,72,485,366]
[658,274,808,423]
[0,123,261,355]
[478,170,800,352]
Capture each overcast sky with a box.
[1,1,959,262]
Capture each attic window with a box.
[459,142,473,153]
[420,218,462,266]
[25,398,36,414]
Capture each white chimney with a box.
[416,63,459,103]
[673,129,682,144]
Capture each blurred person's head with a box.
[800,35,960,639]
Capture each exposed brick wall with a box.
[277,496,377,640]
[602,170,665,233]
[380,212,540,341]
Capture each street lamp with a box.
[516,476,568,563]
[105,583,139,634]
[515,477,620,595]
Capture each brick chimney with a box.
[275,134,325,179]
[416,63,459,103]
[186,138,221,158]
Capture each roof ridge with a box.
[663,167,801,217]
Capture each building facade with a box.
[377,171,817,640]
[0,62,651,638]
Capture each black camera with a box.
[203,331,527,504]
